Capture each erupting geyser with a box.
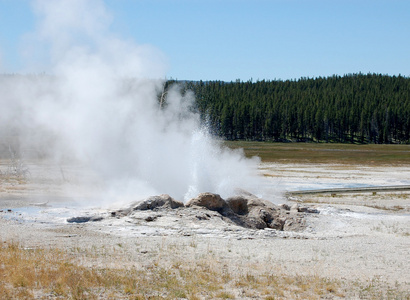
[0,0,264,204]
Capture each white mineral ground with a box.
[1,160,409,288]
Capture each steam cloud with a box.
[0,0,263,203]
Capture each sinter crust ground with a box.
[0,161,409,291]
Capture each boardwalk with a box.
[288,185,410,195]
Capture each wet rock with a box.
[90,216,104,222]
[226,196,248,215]
[258,209,274,223]
[223,194,284,230]
[185,192,292,230]
[131,194,183,211]
[239,215,268,229]
[186,193,229,213]
[67,215,103,223]
[110,191,308,232]
[246,206,283,230]
[67,216,90,223]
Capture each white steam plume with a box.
[0,0,264,204]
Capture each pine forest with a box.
[173,73,410,144]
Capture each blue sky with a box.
[0,0,409,81]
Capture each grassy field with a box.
[225,141,410,165]
[1,241,407,299]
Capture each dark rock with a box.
[305,207,320,214]
[67,216,91,223]
[90,216,104,222]
[240,216,268,229]
[246,206,283,230]
[289,204,319,214]
[132,194,183,211]
[185,192,288,230]
[226,196,248,215]
[67,215,103,223]
[145,216,157,222]
[297,206,310,212]
[279,203,291,211]
[195,212,211,220]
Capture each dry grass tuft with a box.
[1,241,409,299]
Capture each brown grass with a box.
[1,241,408,299]
[225,141,410,165]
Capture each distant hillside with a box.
[172,73,410,144]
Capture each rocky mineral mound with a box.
[104,191,318,232]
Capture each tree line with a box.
[170,73,410,144]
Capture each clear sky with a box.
[0,0,409,81]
